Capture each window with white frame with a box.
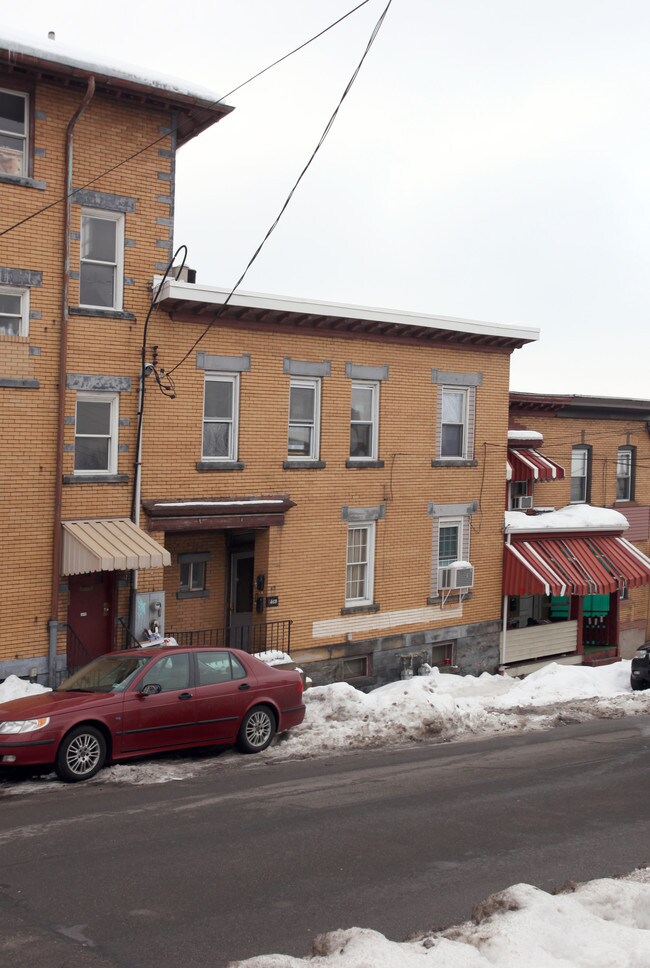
[80,210,124,310]
[202,373,239,460]
[0,88,29,177]
[616,447,633,501]
[180,559,206,593]
[288,378,320,459]
[571,446,589,503]
[74,393,118,474]
[0,286,29,336]
[349,381,379,459]
[438,519,461,568]
[440,387,468,458]
[345,523,375,606]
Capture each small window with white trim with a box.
[0,286,29,336]
[571,446,589,503]
[288,378,320,460]
[438,518,461,568]
[616,447,633,502]
[202,373,239,460]
[350,381,379,460]
[440,387,468,458]
[74,393,119,474]
[80,210,124,310]
[0,88,29,177]
[345,523,375,606]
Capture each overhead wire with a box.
[0,0,374,240]
[165,0,394,376]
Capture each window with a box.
[345,523,375,606]
[74,393,118,474]
[141,653,190,693]
[0,286,29,336]
[438,519,461,568]
[349,381,378,459]
[180,559,206,594]
[196,650,247,686]
[571,446,589,503]
[80,210,124,309]
[441,388,468,458]
[0,88,28,177]
[509,481,532,510]
[288,378,320,460]
[616,447,634,502]
[341,656,370,679]
[202,373,239,460]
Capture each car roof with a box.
[107,646,240,659]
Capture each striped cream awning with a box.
[62,518,171,576]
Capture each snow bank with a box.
[230,868,650,967]
[0,675,50,704]
[505,504,629,531]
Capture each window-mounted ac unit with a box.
[439,562,474,590]
[513,495,534,510]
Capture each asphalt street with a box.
[1,714,649,968]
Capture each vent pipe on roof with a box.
[48,31,55,40]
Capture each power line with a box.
[0,0,373,240]
[165,0,394,376]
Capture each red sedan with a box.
[0,647,305,782]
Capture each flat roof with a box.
[155,278,540,350]
[0,30,233,145]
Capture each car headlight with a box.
[0,717,50,734]
[633,650,650,660]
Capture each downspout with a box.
[500,532,511,668]
[49,76,96,687]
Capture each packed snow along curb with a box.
[270,661,647,758]
[228,868,650,967]
[0,675,50,703]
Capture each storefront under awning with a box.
[506,448,565,481]
[62,518,171,575]
[504,533,650,597]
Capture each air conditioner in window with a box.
[439,562,474,590]
[513,495,534,510]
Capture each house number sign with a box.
[266,596,279,607]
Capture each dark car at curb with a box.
[630,644,650,691]
[0,647,305,782]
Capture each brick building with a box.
[0,33,543,689]
[0,34,231,683]
[500,393,650,672]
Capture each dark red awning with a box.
[507,448,565,482]
[504,534,650,596]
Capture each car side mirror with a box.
[140,683,162,696]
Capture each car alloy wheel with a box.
[237,706,276,754]
[56,726,107,782]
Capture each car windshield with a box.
[58,654,151,693]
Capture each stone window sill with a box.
[196,460,245,472]
[0,172,46,191]
[427,591,473,605]
[431,459,479,468]
[340,602,380,616]
[283,460,326,470]
[176,589,210,600]
[346,459,385,469]
[69,307,136,321]
[0,377,39,388]
[63,473,129,484]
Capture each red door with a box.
[120,652,196,753]
[68,572,114,665]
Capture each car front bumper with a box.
[0,734,58,767]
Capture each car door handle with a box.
[238,683,250,691]
[178,692,193,700]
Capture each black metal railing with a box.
[167,619,292,655]
[62,623,94,675]
[117,617,144,651]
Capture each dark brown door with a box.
[68,572,114,665]
[229,552,254,648]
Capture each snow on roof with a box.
[508,429,543,442]
[505,504,629,533]
[152,499,285,508]
[0,28,223,104]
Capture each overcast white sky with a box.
[6,1,650,398]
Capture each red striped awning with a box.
[504,534,650,596]
[506,448,565,482]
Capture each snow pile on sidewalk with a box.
[230,868,650,967]
[0,675,50,704]
[273,661,648,758]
